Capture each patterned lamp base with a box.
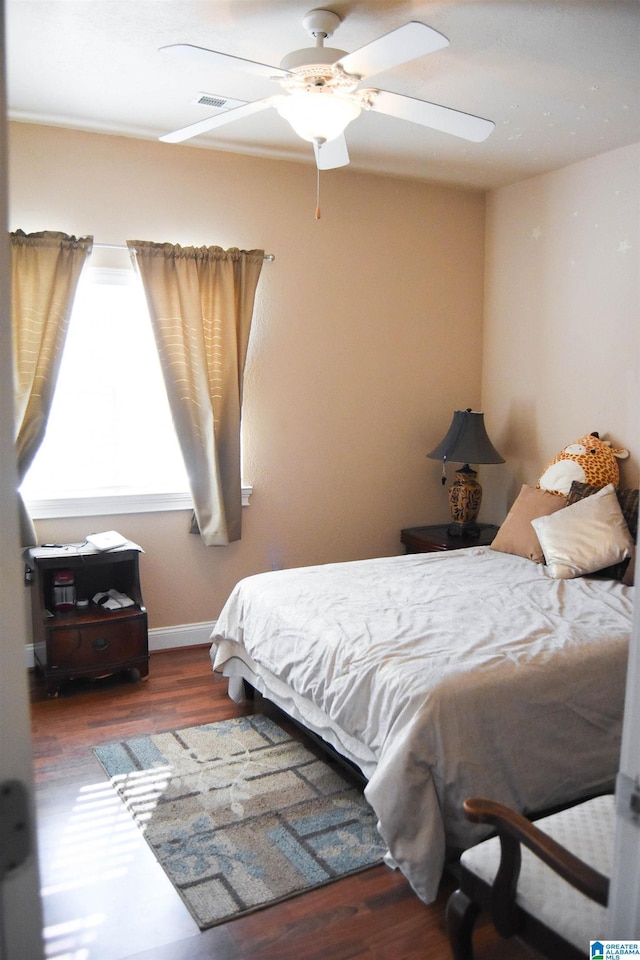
[448,465,483,536]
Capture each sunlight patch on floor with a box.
[39,773,164,958]
[41,780,139,897]
[109,764,173,828]
[43,912,105,959]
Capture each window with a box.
[20,265,193,516]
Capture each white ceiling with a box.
[6,0,640,190]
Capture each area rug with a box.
[93,714,385,929]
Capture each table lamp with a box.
[427,408,504,535]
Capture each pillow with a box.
[566,481,638,539]
[566,481,638,579]
[491,484,568,563]
[531,483,634,579]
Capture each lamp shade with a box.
[276,91,361,143]
[427,409,504,466]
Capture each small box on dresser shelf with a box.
[401,523,500,554]
[25,540,148,697]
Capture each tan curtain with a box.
[127,240,264,546]
[11,230,93,545]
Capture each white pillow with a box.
[531,483,634,579]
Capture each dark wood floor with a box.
[30,646,539,960]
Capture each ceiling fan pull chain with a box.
[315,153,322,219]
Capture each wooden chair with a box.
[446,793,613,960]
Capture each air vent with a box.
[193,92,247,111]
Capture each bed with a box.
[209,486,635,904]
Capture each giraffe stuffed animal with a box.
[537,431,629,497]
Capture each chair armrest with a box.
[464,797,609,915]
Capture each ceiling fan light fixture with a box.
[276,91,361,143]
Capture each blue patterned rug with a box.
[93,714,385,929]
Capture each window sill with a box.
[25,486,253,519]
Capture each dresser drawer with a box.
[48,615,147,672]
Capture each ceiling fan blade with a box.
[369,90,495,142]
[338,22,448,80]
[313,135,350,170]
[160,97,277,144]
[160,43,290,80]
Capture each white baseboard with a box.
[25,620,217,668]
[147,621,216,652]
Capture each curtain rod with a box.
[94,242,275,261]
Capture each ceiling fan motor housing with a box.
[279,46,361,98]
[279,47,348,74]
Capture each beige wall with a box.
[9,122,486,629]
[481,142,640,522]
[11,124,637,635]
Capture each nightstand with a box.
[25,542,148,697]
[400,523,500,554]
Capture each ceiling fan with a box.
[159,8,495,172]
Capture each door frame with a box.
[0,4,44,955]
